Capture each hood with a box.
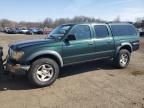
[10,39,55,49]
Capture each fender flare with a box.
[116,42,133,55]
[27,50,63,67]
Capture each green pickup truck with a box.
[6,23,140,87]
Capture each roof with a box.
[62,22,133,26]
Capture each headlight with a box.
[9,48,24,60]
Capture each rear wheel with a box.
[114,49,131,68]
[28,58,59,87]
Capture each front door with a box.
[62,25,96,65]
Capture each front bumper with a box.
[6,63,30,73]
[0,47,4,74]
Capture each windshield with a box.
[48,25,72,40]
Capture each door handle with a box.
[88,42,94,45]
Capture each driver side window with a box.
[69,25,91,40]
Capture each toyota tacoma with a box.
[6,23,140,87]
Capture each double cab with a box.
[6,23,140,87]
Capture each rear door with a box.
[62,24,96,65]
[93,24,115,58]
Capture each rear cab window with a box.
[109,24,138,36]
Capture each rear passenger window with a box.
[94,25,109,38]
[110,25,137,36]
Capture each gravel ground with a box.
[0,33,144,108]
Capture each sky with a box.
[0,0,144,22]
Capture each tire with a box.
[113,49,131,68]
[28,58,59,87]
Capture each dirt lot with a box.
[0,33,144,108]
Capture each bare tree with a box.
[113,16,121,23]
[43,18,53,28]
[0,19,17,28]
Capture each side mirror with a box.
[65,34,76,42]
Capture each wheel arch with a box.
[116,42,133,55]
[27,51,63,67]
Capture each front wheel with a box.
[28,58,59,87]
[114,49,131,68]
